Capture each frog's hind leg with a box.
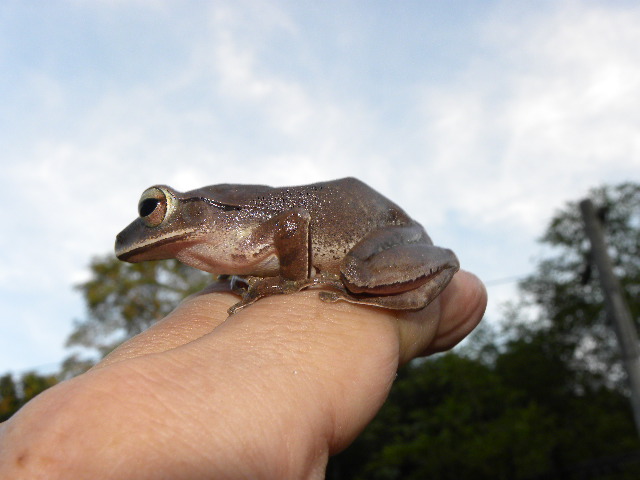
[329,223,459,310]
[319,276,450,310]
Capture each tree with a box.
[328,339,639,479]
[0,372,58,422]
[66,255,210,365]
[0,374,19,422]
[514,182,640,390]
[328,354,558,480]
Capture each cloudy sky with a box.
[1,0,638,375]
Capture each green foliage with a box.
[329,348,639,479]
[0,372,57,422]
[0,374,19,421]
[355,355,557,480]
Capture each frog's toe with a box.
[318,291,346,303]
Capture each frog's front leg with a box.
[228,209,312,314]
[227,275,307,314]
[323,224,460,310]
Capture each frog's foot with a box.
[318,278,448,310]
[308,274,371,306]
[227,275,314,315]
[318,289,355,304]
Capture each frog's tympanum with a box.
[115,177,459,314]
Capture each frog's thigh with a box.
[340,226,459,301]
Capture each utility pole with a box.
[580,198,640,437]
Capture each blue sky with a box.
[1,0,639,375]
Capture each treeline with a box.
[0,372,57,422]
[328,332,640,478]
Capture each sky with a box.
[1,0,639,375]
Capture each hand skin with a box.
[0,271,486,480]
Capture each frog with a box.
[115,177,460,315]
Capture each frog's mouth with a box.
[114,219,196,262]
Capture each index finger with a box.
[98,270,485,369]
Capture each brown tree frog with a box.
[115,177,459,314]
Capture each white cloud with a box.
[419,1,640,233]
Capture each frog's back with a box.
[190,177,414,228]
[254,177,384,213]
[296,178,421,270]
[273,177,409,220]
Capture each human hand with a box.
[0,271,486,479]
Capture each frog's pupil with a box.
[139,198,160,217]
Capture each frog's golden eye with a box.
[138,186,175,228]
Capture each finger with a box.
[97,282,237,368]
[423,271,487,354]
[394,270,487,362]
[154,290,407,458]
[99,271,485,371]
[147,288,452,454]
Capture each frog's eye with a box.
[139,198,159,217]
[138,186,175,227]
